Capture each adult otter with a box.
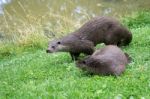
[46,16,132,60]
[46,39,94,60]
[76,45,131,76]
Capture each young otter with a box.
[46,16,132,60]
[76,45,131,76]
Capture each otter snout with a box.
[46,49,51,53]
[46,45,56,53]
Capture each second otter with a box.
[76,45,131,76]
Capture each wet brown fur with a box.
[76,45,131,76]
[73,16,132,46]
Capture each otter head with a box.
[46,39,70,53]
[76,56,91,70]
[76,55,98,71]
[76,55,106,74]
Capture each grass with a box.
[0,11,150,98]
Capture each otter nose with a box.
[46,50,50,53]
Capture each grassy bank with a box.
[0,10,150,60]
[0,11,150,98]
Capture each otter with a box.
[46,38,94,60]
[46,16,132,60]
[76,45,131,76]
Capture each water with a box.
[0,0,150,40]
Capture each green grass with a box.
[0,11,150,98]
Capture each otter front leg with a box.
[70,52,80,60]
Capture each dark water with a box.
[0,0,150,40]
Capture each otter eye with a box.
[57,41,61,44]
[82,60,86,64]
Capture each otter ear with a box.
[82,60,86,64]
[124,53,132,63]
